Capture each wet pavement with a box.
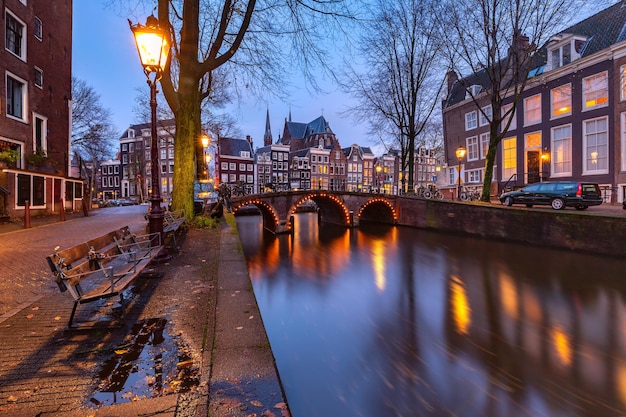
[0,205,289,417]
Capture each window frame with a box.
[502,137,517,182]
[466,136,479,162]
[32,113,47,152]
[465,111,477,131]
[551,124,573,177]
[34,16,42,40]
[551,84,571,119]
[582,71,608,111]
[582,116,609,175]
[479,105,492,127]
[524,94,542,126]
[6,72,27,122]
[5,9,26,60]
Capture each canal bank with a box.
[395,199,626,257]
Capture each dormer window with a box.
[547,34,586,70]
[465,85,482,99]
[128,129,135,138]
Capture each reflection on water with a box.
[237,213,626,417]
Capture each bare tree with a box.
[71,77,118,160]
[120,0,356,218]
[441,0,609,202]
[342,0,445,193]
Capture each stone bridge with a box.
[229,190,403,233]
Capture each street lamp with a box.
[455,146,466,200]
[376,165,382,193]
[130,15,170,246]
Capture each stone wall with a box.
[395,199,626,257]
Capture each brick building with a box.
[0,0,77,217]
[442,3,626,203]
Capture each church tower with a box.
[263,108,273,146]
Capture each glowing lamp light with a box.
[130,15,170,75]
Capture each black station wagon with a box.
[499,181,603,210]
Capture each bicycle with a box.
[422,185,444,200]
[459,187,481,201]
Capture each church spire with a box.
[264,108,273,146]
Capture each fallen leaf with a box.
[114,349,128,355]
[7,395,18,402]
[251,400,263,407]
[26,314,34,319]
[54,316,61,321]
[236,326,243,330]
[32,306,39,311]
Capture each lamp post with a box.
[455,146,466,200]
[130,15,170,246]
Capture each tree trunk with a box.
[171,97,200,219]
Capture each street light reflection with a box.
[551,325,572,366]
[450,275,471,335]
[371,239,386,292]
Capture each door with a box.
[527,151,540,184]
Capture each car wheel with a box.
[575,205,588,211]
[551,198,565,210]
[503,196,513,207]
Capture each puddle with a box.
[89,318,200,407]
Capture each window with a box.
[33,114,47,151]
[5,11,26,59]
[502,137,517,181]
[524,94,541,126]
[480,133,490,159]
[17,174,45,207]
[621,65,626,102]
[465,111,477,130]
[239,163,245,171]
[479,105,492,126]
[467,169,482,183]
[583,117,608,174]
[221,162,228,170]
[168,148,174,159]
[247,164,253,171]
[583,72,608,110]
[525,131,541,149]
[129,143,135,152]
[550,44,571,69]
[501,103,516,131]
[466,136,479,161]
[6,73,27,120]
[34,17,42,40]
[34,67,43,88]
[551,125,572,176]
[622,113,626,172]
[160,149,166,159]
[551,84,571,118]
[229,163,236,170]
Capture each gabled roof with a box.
[284,121,308,140]
[120,118,175,139]
[219,137,253,158]
[443,2,626,109]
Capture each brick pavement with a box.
[0,205,289,417]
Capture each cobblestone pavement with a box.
[0,206,289,417]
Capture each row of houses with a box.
[442,1,626,204]
[101,112,440,203]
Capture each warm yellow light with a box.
[455,146,466,161]
[201,134,210,148]
[130,15,170,74]
[450,275,471,335]
[551,325,572,366]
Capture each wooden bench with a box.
[46,226,164,327]
[163,209,186,247]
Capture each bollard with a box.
[24,200,31,229]
[59,198,66,222]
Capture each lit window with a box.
[583,72,608,110]
[502,137,517,181]
[465,111,477,131]
[583,117,608,174]
[551,125,572,176]
[551,84,571,118]
[524,94,541,126]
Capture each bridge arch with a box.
[231,198,281,233]
[286,192,351,228]
[357,197,397,224]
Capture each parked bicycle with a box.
[422,185,444,200]
[459,187,481,201]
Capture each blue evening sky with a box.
[72,1,373,150]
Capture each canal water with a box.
[236,213,626,417]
